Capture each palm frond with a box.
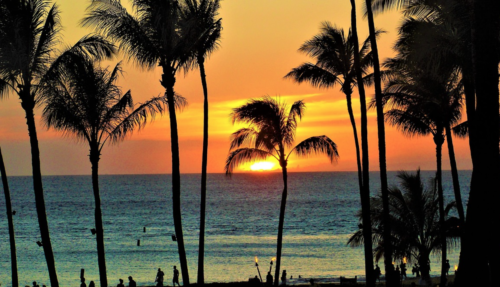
[290,135,339,163]
[225,148,271,176]
[229,128,259,150]
[284,63,339,89]
[451,121,468,138]
[106,93,169,144]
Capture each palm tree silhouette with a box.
[82,1,203,283]
[285,22,374,194]
[179,1,222,283]
[0,1,114,285]
[225,96,339,286]
[381,64,463,286]
[348,169,461,286]
[0,147,18,287]
[42,56,174,287]
[362,0,392,283]
[284,21,377,284]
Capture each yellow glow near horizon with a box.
[250,161,276,171]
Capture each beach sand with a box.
[138,275,455,287]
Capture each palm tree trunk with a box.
[162,65,190,286]
[274,162,288,286]
[197,55,209,285]
[345,91,363,193]
[434,134,447,287]
[456,0,500,286]
[90,145,108,287]
[349,2,374,286]
[363,0,391,285]
[0,147,19,287]
[444,125,465,225]
[24,104,59,287]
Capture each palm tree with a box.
[179,1,222,283]
[348,169,461,286]
[225,96,339,286]
[42,56,174,287]
[0,1,114,285]
[285,22,373,195]
[382,65,463,286]
[284,22,376,285]
[361,0,393,283]
[82,1,202,283]
[349,0,376,284]
[0,147,18,287]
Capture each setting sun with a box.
[250,161,276,171]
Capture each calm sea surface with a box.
[0,171,470,287]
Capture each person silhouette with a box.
[156,268,165,287]
[128,276,136,287]
[81,277,87,287]
[117,279,124,287]
[266,271,273,286]
[374,264,381,282]
[173,266,180,287]
[281,270,287,285]
[89,281,95,287]
[32,281,39,287]
[445,260,450,275]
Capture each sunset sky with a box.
[0,0,472,176]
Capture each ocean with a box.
[0,171,470,287]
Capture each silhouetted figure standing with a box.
[173,266,180,287]
[395,266,401,287]
[156,268,165,287]
[89,281,95,287]
[266,272,273,286]
[281,270,287,285]
[128,276,136,287]
[445,260,450,275]
[400,262,407,279]
[374,264,381,282]
[81,278,87,287]
[117,279,124,287]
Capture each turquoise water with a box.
[0,171,470,286]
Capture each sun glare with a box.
[250,161,276,171]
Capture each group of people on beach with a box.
[115,277,136,287]
[155,266,180,287]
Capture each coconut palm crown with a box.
[42,55,176,287]
[225,96,339,286]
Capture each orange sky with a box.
[0,0,472,176]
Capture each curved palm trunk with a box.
[349,2,374,286]
[345,91,363,193]
[197,55,209,285]
[274,162,288,286]
[363,1,391,285]
[162,65,190,285]
[434,133,447,287]
[445,125,465,224]
[0,147,19,287]
[24,104,59,287]
[90,145,108,287]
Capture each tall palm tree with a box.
[382,66,463,287]
[349,0,376,284]
[362,0,393,283]
[284,22,376,285]
[42,56,175,287]
[0,147,18,287]
[348,169,461,286]
[225,96,339,286]
[179,1,222,283]
[83,1,202,283]
[0,1,114,286]
[285,22,373,195]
